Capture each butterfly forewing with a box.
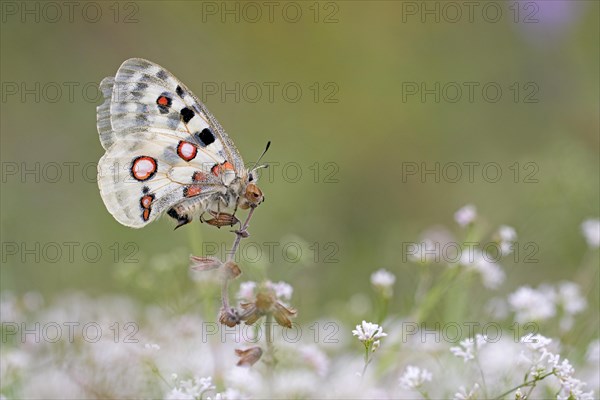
[96,58,246,228]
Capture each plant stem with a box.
[265,313,277,368]
[492,372,554,400]
[361,344,372,379]
[475,357,488,399]
[220,206,256,309]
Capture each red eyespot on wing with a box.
[184,186,202,198]
[141,195,153,209]
[177,141,197,162]
[211,161,235,176]
[140,193,155,222]
[192,171,206,182]
[131,156,158,181]
[157,95,170,107]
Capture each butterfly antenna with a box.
[250,141,271,172]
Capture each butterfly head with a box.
[239,141,270,209]
[240,182,264,209]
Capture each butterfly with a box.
[96,58,268,229]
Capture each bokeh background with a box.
[1,1,598,398]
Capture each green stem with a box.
[378,296,389,325]
[265,314,277,368]
[475,357,488,399]
[411,267,461,322]
[492,371,554,400]
[361,345,372,378]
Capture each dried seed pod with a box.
[190,256,222,271]
[235,346,263,367]
[219,307,240,327]
[222,260,241,279]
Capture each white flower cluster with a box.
[370,268,396,297]
[236,280,293,302]
[370,268,396,289]
[497,225,517,255]
[398,365,432,390]
[458,249,506,289]
[352,320,387,351]
[450,334,488,362]
[520,334,595,400]
[165,376,216,400]
[581,218,600,248]
[508,282,587,328]
[454,204,477,227]
[453,383,479,400]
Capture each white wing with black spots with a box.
[96,58,248,228]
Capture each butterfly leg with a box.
[231,200,239,219]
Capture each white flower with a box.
[581,219,600,248]
[167,376,216,400]
[144,343,160,350]
[408,239,440,264]
[453,383,479,400]
[266,281,293,301]
[498,225,517,242]
[497,225,517,255]
[557,376,595,400]
[508,286,556,322]
[454,204,477,227]
[473,256,505,289]
[299,345,329,377]
[237,281,256,301]
[585,339,599,364]
[352,320,387,343]
[459,249,505,289]
[166,388,194,400]
[398,365,432,390]
[370,269,395,297]
[521,333,552,352]
[370,269,395,288]
[450,334,488,362]
[556,281,587,315]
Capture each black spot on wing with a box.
[196,128,215,147]
[176,85,184,97]
[180,107,195,123]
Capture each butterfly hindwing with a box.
[98,130,226,228]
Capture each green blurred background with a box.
[1,1,598,322]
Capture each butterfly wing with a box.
[96,58,245,228]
